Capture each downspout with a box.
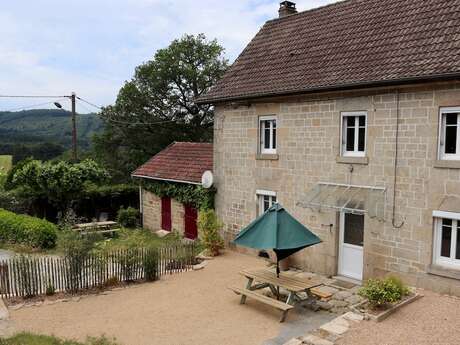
[392,90,404,228]
[139,184,144,228]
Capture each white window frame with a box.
[340,111,367,157]
[259,115,277,154]
[256,190,277,216]
[438,107,460,161]
[433,211,460,269]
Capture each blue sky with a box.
[0,0,335,112]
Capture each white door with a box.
[338,213,364,281]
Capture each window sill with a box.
[427,264,460,280]
[256,154,279,161]
[336,156,369,165]
[433,160,460,169]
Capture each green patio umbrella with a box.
[233,203,321,278]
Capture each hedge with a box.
[0,209,58,249]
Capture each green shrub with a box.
[358,276,410,308]
[198,209,224,256]
[116,207,139,228]
[0,209,57,249]
[45,284,55,296]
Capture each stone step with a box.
[301,334,334,345]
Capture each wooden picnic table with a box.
[73,221,120,235]
[229,268,324,322]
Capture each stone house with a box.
[197,0,460,295]
[132,142,213,239]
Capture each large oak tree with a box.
[94,34,228,181]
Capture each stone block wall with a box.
[141,189,185,234]
[214,81,460,295]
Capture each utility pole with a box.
[71,92,77,161]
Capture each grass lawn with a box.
[0,332,119,345]
[93,228,182,252]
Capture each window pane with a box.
[347,116,355,127]
[272,127,276,149]
[445,124,457,154]
[457,224,460,260]
[346,128,355,151]
[272,196,277,204]
[344,214,364,247]
[264,125,270,149]
[446,113,458,125]
[263,195,270,212]
[359,116,366,127]
[441,220,452,258]
[358,127,365,151]
[272,120,276,129]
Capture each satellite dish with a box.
[201,170,214,189]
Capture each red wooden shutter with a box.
[161,197,172,231]
[184,205,198,239]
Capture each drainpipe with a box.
[392,90,404,229]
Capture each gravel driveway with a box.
[9,250,332,345]
[338,290,460,345]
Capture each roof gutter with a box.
[196,72,460,105]
[131,174,201,186]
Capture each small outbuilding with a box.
[132,142,213,239]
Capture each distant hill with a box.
[0,109,103,147]
[0,109,104,162]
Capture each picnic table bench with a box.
[73,221,120,235]
[229,268,324,322]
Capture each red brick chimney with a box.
[279,1,297,18]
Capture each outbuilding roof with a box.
[198,0,460,104]
[132,142,213,185]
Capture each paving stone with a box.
[345,294,363,305]
[349,285,362,294]
[332,291,352,301]
[320,321,349,335]
[282,337,303,345]
[316,300,333,311]
[301,334,334,345]
[329,300,348,308]
[331,307,348,315]
[341,311,364,322]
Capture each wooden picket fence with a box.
[0,243,196,298]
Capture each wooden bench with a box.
[228,286,294,322]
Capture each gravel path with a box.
[10,251,320,345]
[337,290,460,345]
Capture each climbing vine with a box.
[141,180,215,210]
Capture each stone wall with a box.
[141,189,185,234]
[213,81,460,296]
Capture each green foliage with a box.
[0,209,57,249]
[0,332,119,345]
[57,230,102,258]
[45,284,55,296]
[95,34,228,181]
[358,276,410,308]
[116,207,139,228]
[142,180,215,210]
[96,229,166,252]
[198,209,224,256]
[143,248,159,281]
[11,159,108,210]
[81,183,138,198]
[0,156,12,190]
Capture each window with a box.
[256,190,277,216]
[433,211,460,269]
[439,107,460,160]
[259,116,277,154]
[341,112,367,157]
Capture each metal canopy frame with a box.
[297,182,386,220]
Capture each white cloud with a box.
[0,0,337,111]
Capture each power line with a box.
[76,96,102,110]
[0,95,68,98]
[3,98,67,112]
